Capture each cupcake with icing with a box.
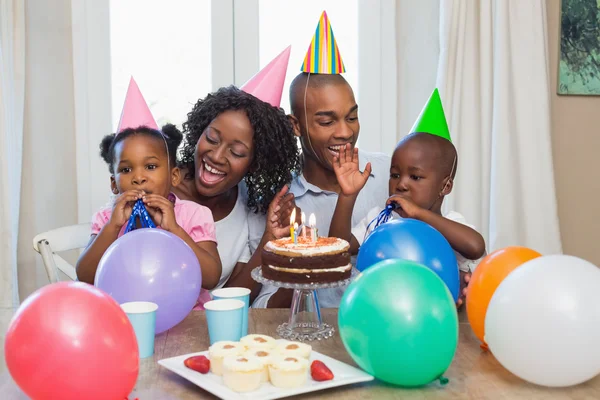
[207,341,244,376]
[222,355,263,392]
[275,341,312,359]
[244,348,274,382]
[268,355,309,388]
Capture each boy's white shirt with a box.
[352,207,484,273]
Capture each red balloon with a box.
[4,282,139,400]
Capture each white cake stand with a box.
[251,267,357,342]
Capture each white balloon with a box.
[485,254,600,387]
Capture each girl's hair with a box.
[99,124,183,174]
[179,86,301,214]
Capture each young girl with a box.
[76,124,223,300]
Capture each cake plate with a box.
[251,267,357,342]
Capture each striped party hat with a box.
[300,11,346,74]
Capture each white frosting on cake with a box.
[240,334,276,350]
[269,355,309,371]
[209,341,245,358]
[223,355,263,372]
[275,341,312,359]
[244,349,273,365]
[267,264,352,274]
[264,237,349,256]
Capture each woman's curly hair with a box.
[178,86,301,214]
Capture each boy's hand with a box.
[109,190,144,229]
[386,195,424,219]
[333,144,372,197]
[456,271,471,309]
[267,185,301,239]
[143,194,179,232]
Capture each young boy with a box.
[329,89,486,294]
[330,134,486,272]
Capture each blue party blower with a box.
[124,199,156,233]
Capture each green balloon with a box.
[339,259,458,387]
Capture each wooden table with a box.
[2,308,600,399]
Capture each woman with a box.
[175,86,301,301]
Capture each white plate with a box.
[158,349,374,400]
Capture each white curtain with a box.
[436,0,562,254]
[15,0,80,300]
[0,0,26,307]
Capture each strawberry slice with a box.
[184,355,210,374]
[311,360,334,381]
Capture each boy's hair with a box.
[288,72,351,116]
[100,124,183,174]
[397,132,458,179]
[178,86,301,214]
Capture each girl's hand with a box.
[109,190,144,229]
[143,194,179,232]
[266,185,301,239]
[333,144,372,197]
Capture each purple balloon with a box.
[95,229,201,333]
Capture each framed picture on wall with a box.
[558,0,600,95]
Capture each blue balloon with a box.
[356,218,459,300]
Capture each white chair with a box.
[33,223,92,283]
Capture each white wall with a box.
[17,0,78,299]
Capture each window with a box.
[73,0,395,223]
[109,0,212,129]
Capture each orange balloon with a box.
[466,246,541,345]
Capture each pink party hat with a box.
[116,77,158,133]
[240,46,291,108]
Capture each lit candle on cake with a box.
[309,213,317,242]
[293,222,299,244]
[290,208,296,242]
[301,212,306,238]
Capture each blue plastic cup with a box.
[204,299,244,344]
[121,301,158,358]
[211,287,251,336]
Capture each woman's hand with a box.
[266,185,301,239]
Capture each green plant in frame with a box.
[559,0,600,95]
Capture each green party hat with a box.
[410,88,451,142]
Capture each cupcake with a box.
[244,348,273,383]
[208,341,244,376]
[240,334,277,350]
[222,355,263,392]
[275,341,312,359]
[268,355,309,389]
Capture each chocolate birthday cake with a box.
[261,237,351,284]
